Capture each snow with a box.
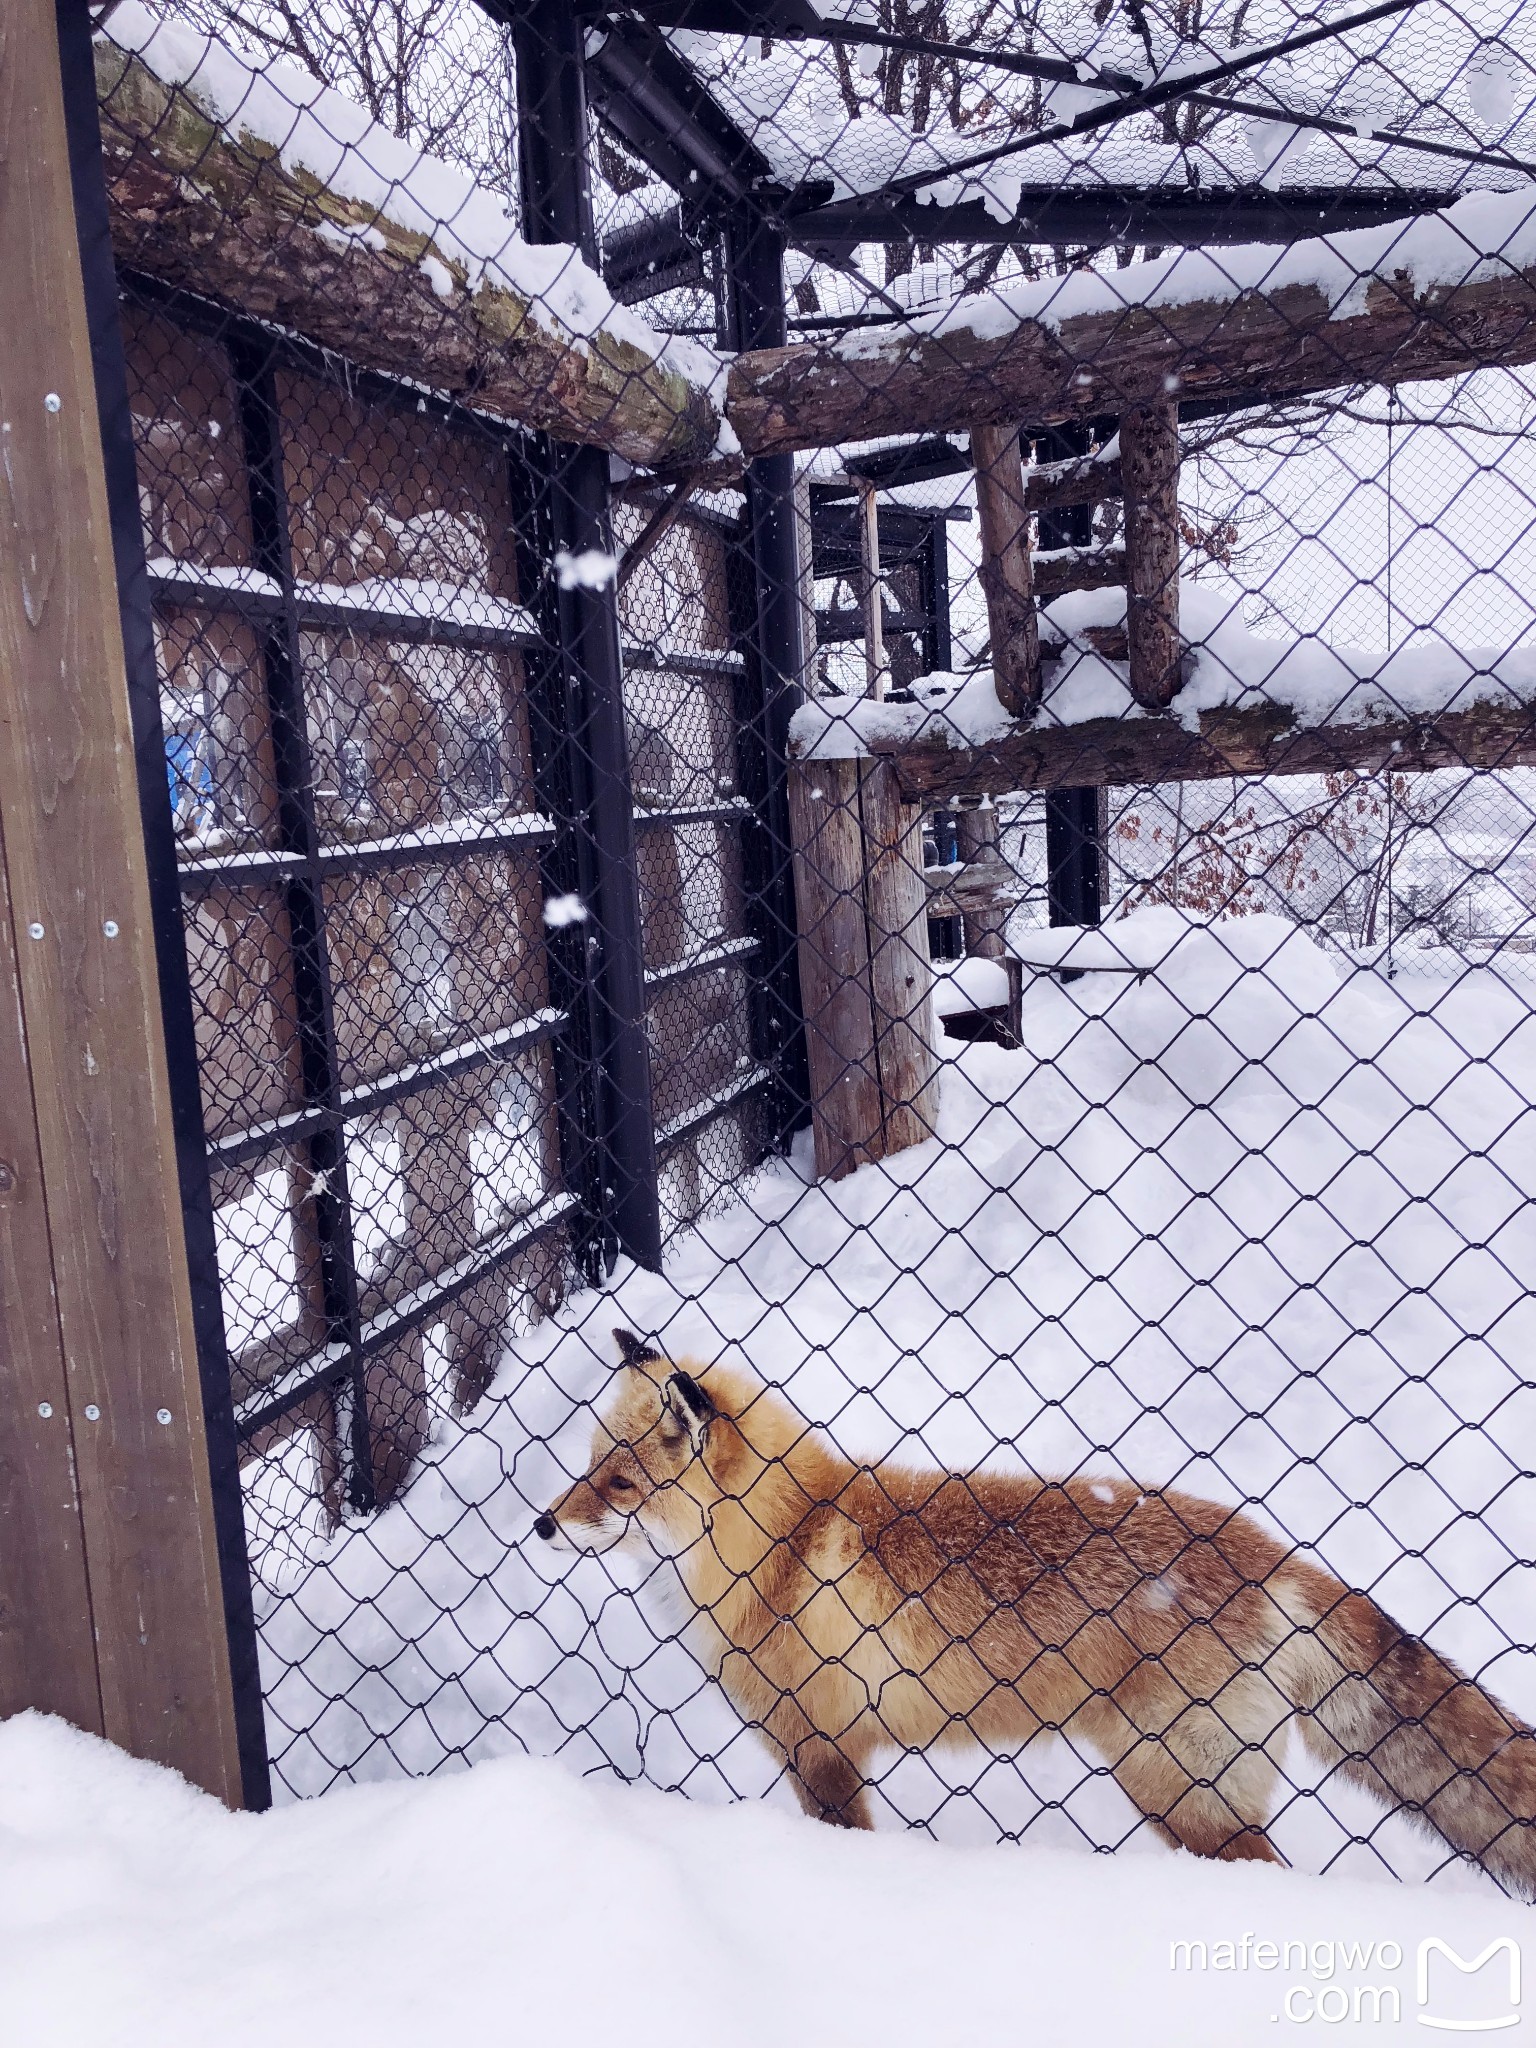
[4,1708,1532,2047]
[1011,924,1158,971]
[542,892,588,927]
[933,955,1012,1012]
[100,3,719,396]
[554,546,619,591]
[246,909,1535,1900]
[294,575,538,634]
[787,582,1536,760]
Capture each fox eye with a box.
[607,1473,636,1494]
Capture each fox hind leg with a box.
[1077,1677,1288,1865]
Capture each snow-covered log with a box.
[790,588,1536,802]
[728,190,1536,456]
[94,26,722,469]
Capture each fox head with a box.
[532,1329,724,1559]
[532,1329,809,1562]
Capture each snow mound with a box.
[1,1710,1529,2048]
[248,910,1535,1900]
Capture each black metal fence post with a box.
[724,205,811,1144]
[512,1,661,1270]
[53,0,271,1809]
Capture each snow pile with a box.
[250,910,1535,1898]
[99,3,719,393]
[5,1710,1532,2048]
[787,581,1536,760]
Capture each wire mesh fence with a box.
[86,0,1536,1892]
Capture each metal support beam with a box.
[724,207,811,1144]
[514,1,660,1271]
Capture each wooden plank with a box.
[728,239,1536,458]
[857,761,941,1158]
[0,842,102,1730]
[970,423,1039,718]
[1120,401,1182,709]
[788,760,881,1181]
[0,0,245,1802]
[94,41,718,470]
[858,480,889,699]
[844,696,1536,806]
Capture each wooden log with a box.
[727,226,1536,458]
[788,760,883,1181]
[95,41,719,470]
[970,423,1039,717]
[859,760,941,1157]
[1026,445,1124,517]
[1033,543,1127,599]
[924,855,1032,918]
[954,800,1008,961]
[1120,401,1182,709]
[3,0,246,1801]
[788,758,939,1180]
[835,695,1536,807]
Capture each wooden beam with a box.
[1033,543,1127,599]
[970,423,1039,717]
[844,695,1536,806]
[728,226,1536,457]
[1120,401,1182,710]
[1,0,246,1802]
[1027,446,1124,517]
[925,854,1032,918]
[95,41,719,470]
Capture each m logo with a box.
[1418,1938,1522,2032]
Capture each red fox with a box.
[535,1329,1535,1891]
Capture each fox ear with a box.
[613,1327,664,1369]
[661,1370,715,1454]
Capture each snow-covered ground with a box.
[3,1710,1530,2048]
[248,906,1536,1904]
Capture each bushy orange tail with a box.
[1279,1569,1536,1898]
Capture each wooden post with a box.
[955,799,1007,961]
[970,422,1040,717]
[857,479,890,699]
[788,759,939,1180]
[0,0,246,1802]
[1120,400,1183,710]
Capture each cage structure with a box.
[2,0,1534,1890]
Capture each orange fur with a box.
[539,1334,1536,1890]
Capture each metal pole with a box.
[723,206,811,1145]
[1037,423,1106,940]
[53,0,270,1807]
[512,1,660,1270]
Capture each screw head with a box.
[84,1403,101,1421]
[27,921,44,940]
[0,1161,15,1194]
[43,393,61,414]
[156,1408,173,1426]
[103,919,119,939]
[37,1402,52,1420]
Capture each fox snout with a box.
[532,1513,557,1541]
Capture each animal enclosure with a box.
[3,0,1535,1892]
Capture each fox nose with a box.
[533,1513,558,1541]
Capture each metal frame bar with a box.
[514,0,662,1272]
[723,207,812,1147]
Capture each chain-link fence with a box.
[89,0,1536,1892]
